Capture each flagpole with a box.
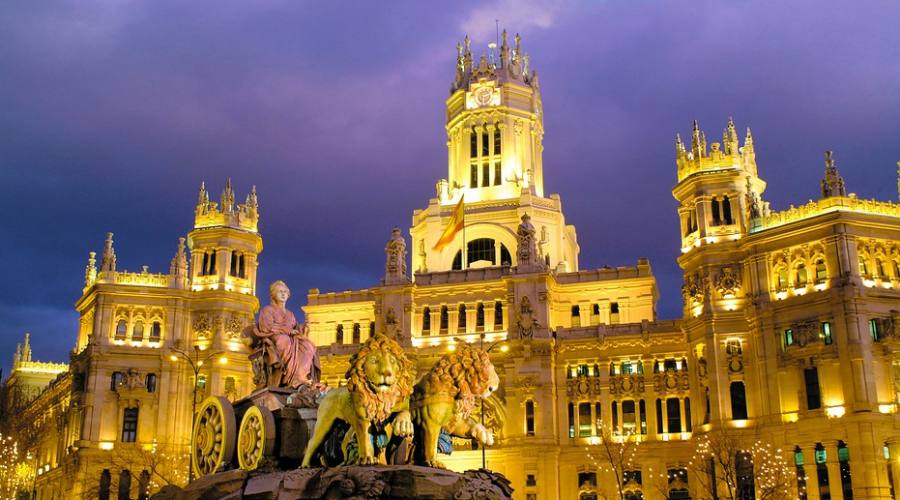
[461,193,466,269]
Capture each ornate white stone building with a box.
[7,32,900,500]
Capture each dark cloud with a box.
[2,0,899,372]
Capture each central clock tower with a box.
[441,31,545,204]
[410,32,578,274]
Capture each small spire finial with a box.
[100,232,116,273]
[675,133,686,155]
[821,150,847,198]
[85,251,97,287]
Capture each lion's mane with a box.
[415,344,494,417]
[345,334,415,422]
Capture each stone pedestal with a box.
[152,465,512,500]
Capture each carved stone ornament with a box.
[516,214,544,269]
[681,273,707,304]
[515,296,539,339]
[193,313,212,340]
[566,374,602,398]
[609,374,645,396]
[384,227,408,282]
[714,266,741,297]
[653,369,690,394]
[225,315,244,340]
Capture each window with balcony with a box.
[121,407,139,442]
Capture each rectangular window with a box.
[594,402,602,431]
[610,302,620,323]
[482,132,489,156]
[820,322,833,345]
[567,403,575,438]
[870,319,882,342]
[121,407,139,442]
[526,474,536,487]
[578,402,592,437]
[622,400,636,433]
[783,329,794,350]
[525,400,535,436]
[639,400,647,435]
[655,399,663,434]
[470,164,478,187]
[493,127,501,155]
[482,162,490,187]
[612,401,619,433]
[470,130,478,157]
[804,367,822,410]
[666,398,682,433]
[493,162,501,186]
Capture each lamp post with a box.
[169,344,225,482]
[478,332,508,470]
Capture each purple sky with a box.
[2,1,899,373]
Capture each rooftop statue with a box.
[411,343,500,468]
[302,333,415,467]
[245,280,320,389]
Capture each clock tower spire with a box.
[443,31,544,203]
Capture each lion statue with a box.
[410,343,501,468]
[302,333,415,466]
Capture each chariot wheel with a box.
[191,396,236,478]
[237,404,276,470]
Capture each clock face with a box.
[474,86,494,107]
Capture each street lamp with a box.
[478,332,508,470]
[169,344,225,482]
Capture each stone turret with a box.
[194,180,260,232]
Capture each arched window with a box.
[467,238,496,265]
[500,244,511,266]
[722,195,733,224]
[138,470,150,500]
[525,400,535,436]
[622,400,636,433]
[815,443,830,498]
[711,197,721,225]
[145,373,157,393]
[150,321,162,341]
[476,303,485,329]
[115,320,127,339]
[859,256,870,277]
[118,470,132,499]
[470,128,478,157]
[815,259,827,283]
[458,304,467,331]
[440,306,449,331]
[201,252,209,276]
[639,399,647,435]
[493,125,501,155]
[876,258,887,278]
[894,260,900,279]
[239,254,246,278]
[452,251,463,270]
[776,267,789,290]
[230,250,238,276]
[352,323,361,344]
[208,251,217,274]
[335,324,344,344]
[735,451,754,499]
[121,407,139,442]
[730,381,748,420]
[494,301,503,328]
[422,307,431,335]
[795,263,808,287]
[369,321,376,338]
[837,441,853,498]
[481,130,489,156]
[132,321,144,341]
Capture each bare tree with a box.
[688,427,793,500]
[106,441,189,498]
[584,423,642,500]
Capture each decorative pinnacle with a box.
[197,181,208,205]
[101,232,116,272]
[675,133,686,154]
[821,150,847,198]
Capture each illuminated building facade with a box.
[8,32,900,500]
[5,181,263,498]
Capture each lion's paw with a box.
[424,459,447,469]
[357,456,379,465]
[393,411,413,437]
[472,424,494,446]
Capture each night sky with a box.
[2,1,899,374]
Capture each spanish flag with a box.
[433,195,465,251]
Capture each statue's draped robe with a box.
[256,305,319,388]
